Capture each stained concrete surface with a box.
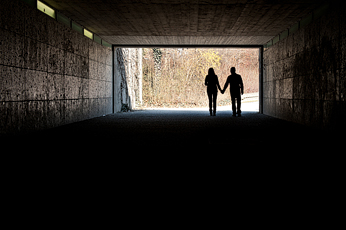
[263,2,346,130]
[10,102,341,153]
[45,0,326,45]
[0,0,113,135]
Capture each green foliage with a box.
[152,48,162,64]
[199,49,221,76]
[121,103,130,112]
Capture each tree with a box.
[142,48,258,107]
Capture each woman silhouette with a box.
[205,68,222,116]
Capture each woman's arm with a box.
[216,76,222,91]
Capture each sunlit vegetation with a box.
[143,48,259,108]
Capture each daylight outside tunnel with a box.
[114,47,260,113]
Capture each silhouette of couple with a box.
[205,67,243,116]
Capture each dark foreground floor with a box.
[11,108,341,153]
[4,109,343,214]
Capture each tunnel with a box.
[1,0,345,150]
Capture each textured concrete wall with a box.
[114,48,142,112]
[45,0,321,46]
[263,3,346,130]
[0,0,112,135]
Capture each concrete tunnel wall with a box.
[114,48,143,113]
[1,0,345,135]
[0,0,143,135]
[0,0,113,135]
[263,3,346,130]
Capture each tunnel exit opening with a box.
[113,45,263,114]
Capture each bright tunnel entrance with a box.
[142,48,260,112]
[113,47,262,114]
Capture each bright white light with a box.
[84,29,93,39]
[37,0,55,19]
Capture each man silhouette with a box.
[222,67,244,116]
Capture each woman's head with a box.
[208,68,215,76]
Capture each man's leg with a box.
[237,96,241,115]
[231,96,236,116]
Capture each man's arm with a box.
[223,77,229,93]
[239,75,244,95]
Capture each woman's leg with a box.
[213,92,217,115]
[207,91,212,116]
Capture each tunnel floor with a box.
[9,104,341,214]
[16,102,340,153]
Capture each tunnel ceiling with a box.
[44,0,327,45]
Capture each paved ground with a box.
[14,102,340,154]
[148,100,259,112]
[6,101,343,199]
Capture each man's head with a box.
[230,67,236,74]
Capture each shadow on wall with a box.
[263,1,346,131]
[292,37,345,129]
